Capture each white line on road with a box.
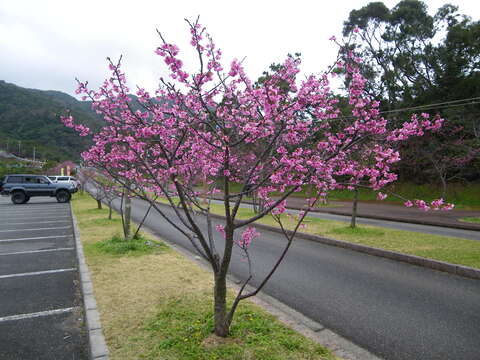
[0,235,72,242]
[0,220,70,226]
[0,211,68,216]
[0,215,70,220]
[0,268,76,279]
[0,248,75,256]
[0,307,77,323]
[0,226,71,233]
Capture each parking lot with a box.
[0,196,88,359]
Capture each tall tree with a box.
[343,0,480,184]
[64,18,452,338]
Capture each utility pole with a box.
[33,147,36,162]
[18,141,21,156]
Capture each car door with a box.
[22,176,40,195]
[36,176,55,196]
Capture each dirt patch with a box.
[201,333,243,349]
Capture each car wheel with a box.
[56,190,71,203]
[24,196,30,204]
[11,191,26,205]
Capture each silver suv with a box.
[0,174,76,204]
[48,176,79,190]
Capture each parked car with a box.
[0,174,76,204]
[48,175,79,190]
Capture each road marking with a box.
[0,220,70,226]
[0,307,77,323]
[1,214,70,220]
[0,268,76,279]
[0,226,71,233]
[0,211,68,216]
[0,214,70,217]
[0,248,75,256]
[0,235,72,243]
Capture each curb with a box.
[140,225,381,360]
[249,221,480,280]
[70,204,109,360]
[156,201,480,280]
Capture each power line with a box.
[339,97,480,119]
[378,97,480,115]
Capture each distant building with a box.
[48,161,78,176]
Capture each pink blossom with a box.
[215,224,225,238]
[239,227,260,248]
[377,192,387,201]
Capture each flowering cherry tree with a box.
[63,18,453,337]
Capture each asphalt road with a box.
[0,196,88,360]
[122,197,480,360]
[211,199,480,241]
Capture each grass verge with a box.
[72,192,336,360]
[460,217,480,224]
[184,201,480,269]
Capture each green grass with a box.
[328,182,480,209]
[460,217,480,224]
[329,226,385,237]
[72,192,335,360]
[226,182,480,209]
[143,296,331,360]
[86,233,167,257]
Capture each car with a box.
[48,175,80,190]
[0,174,76,204]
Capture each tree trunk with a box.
[108,205,112,220]
[350,188,358,228]
[440,176,448,200]
[213,273,229,337]
[96,199,102,210]
[123,187,132,240]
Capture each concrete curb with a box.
[140,225,381,360]
[70,204,109,360]
[156,201,480,280]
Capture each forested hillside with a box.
[0,80,102,161]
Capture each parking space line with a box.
[0,307,77,323]
[1,215,70,220]
[0,248,75,256]
[0,268,76,280]
[0,220,70,226]
[0,212,69,216]
[0,226,71,233]
[0,209,66,215]
[0,235,72,242]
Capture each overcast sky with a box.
[1,0,478,97]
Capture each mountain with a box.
[0,80,103,162]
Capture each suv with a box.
[48,176,79,190]
[0,174,76,204]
